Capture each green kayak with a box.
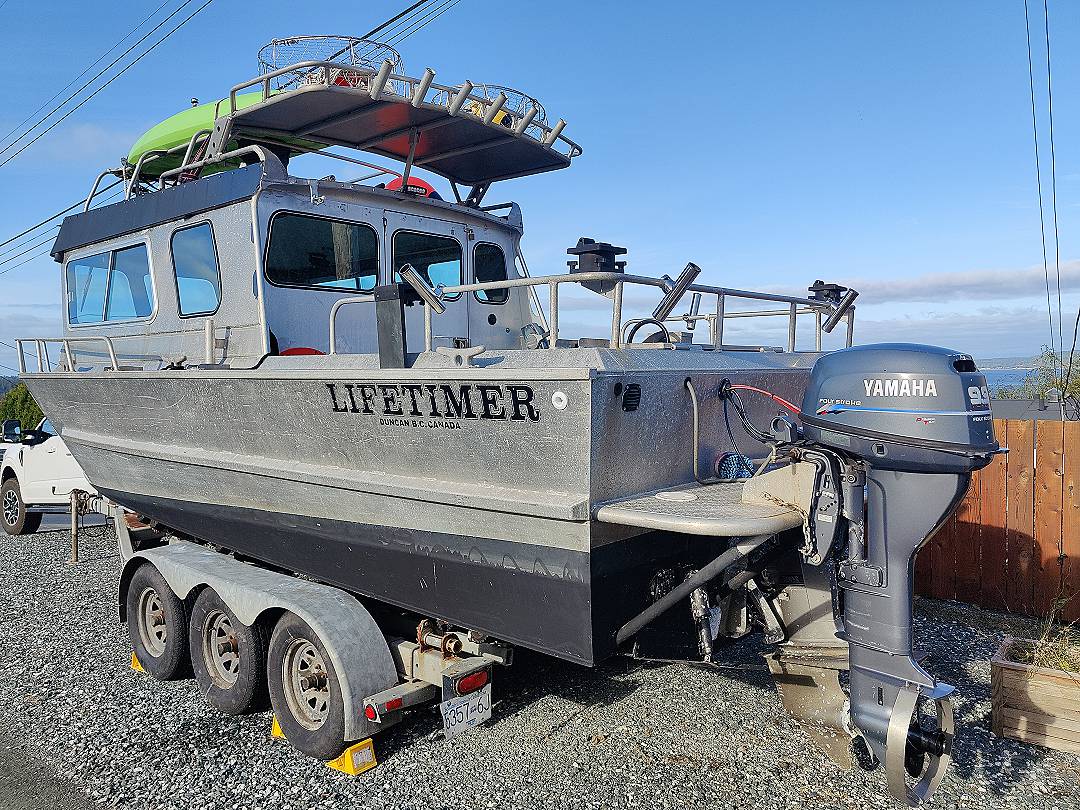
[127,91,323,177]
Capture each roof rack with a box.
[124,59,582,200]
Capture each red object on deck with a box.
[280,347,325,356]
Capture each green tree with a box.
[0,383,44,431]
[993,346,1080,401]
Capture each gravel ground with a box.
[0,524,1077,810]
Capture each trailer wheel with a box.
[126,563,190,680]
[2,479,42,536]
[267,612,347,760]
[189,588,269,715]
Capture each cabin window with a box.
[393,231,462,297]
[265,213,379,292]
[105,245,153,321]
[65,244,153,325]
[66,251,110,324]
[473,243,509,304]
[172,223,222,316]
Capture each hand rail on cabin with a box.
[420,272,856,353]
[16,337,119,373]
[157,145,283,184]
[328,295,375,355]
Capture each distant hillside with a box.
[0,376,16,396]
[977,356,1040,370]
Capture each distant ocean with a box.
[984,369,1034,390]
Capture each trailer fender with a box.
[121,540,397,741]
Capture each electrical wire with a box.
[727,384,800,414]
[362,0,433,40]
[1041,0,1065,385]
[386,0,465,49]
[0,231,58,268]
[0,188,122,278]
[0,0,214,168]
[0,224,59,260]
[0,0,175,152]
[1023,0,1057,372]
[0,183,120,251]
[354,0,438,62]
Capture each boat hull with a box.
[25,352,813,664]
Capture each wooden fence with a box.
[915,419,1080,623]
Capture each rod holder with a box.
[448,81,474,115]
[513,106,538,135]
[822,289,859,333]
[652,262,702,321]
[412,68,435,106]
[685,292,702,331]
[543,119,566,146]
[483,93,508,125]
[369,60,395,99]
[398,263,446,314]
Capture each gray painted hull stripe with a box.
[65,429,589,522]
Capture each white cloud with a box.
[822,262,1080,305]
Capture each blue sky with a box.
[1,0,1079,371]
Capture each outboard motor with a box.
[799,343,999,804]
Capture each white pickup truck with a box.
[1,418,95,535]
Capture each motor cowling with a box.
[795,344,1000,804]
[799,343,998,473]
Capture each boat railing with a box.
[15,337,120,373]
[227,60,582,161]
[328,271,856,355]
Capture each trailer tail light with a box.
[364,704,378,721]
[455,669,489,696]
[386,697,403,711]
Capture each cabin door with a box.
[383,210,470,352]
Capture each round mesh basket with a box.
[257,36,404,91]
[431,83,547,135]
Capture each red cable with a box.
[728,384,800,414]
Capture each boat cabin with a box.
[52,163,531,369]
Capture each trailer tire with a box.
[126,563,191,680]
[189,588,269,715]
[2,478,42,536]
[267,612,347,760]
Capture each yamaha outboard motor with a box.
[799,343,998,804]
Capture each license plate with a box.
[440,683,492,738]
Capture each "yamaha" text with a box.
[862,378,938,398]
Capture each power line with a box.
[1040,0,1064,385]
[0,177,122,253]
[1023,0,1056,371]
[362,0,433,40]
[0,230,58,268]
[0,224,59,260]
[386,0,465,48]
[355,0,436,62]
[0,0,213,168]
[0,189,122,278]
[0,0,174,152]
